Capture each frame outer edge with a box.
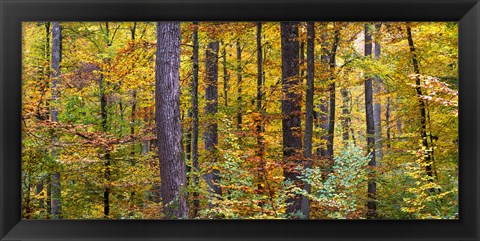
[1,0,5,239]
[1,0,479,241]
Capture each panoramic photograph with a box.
[21,22,458,219]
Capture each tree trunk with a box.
[223,46,229,108]
[280,22,303,216]
[155,22,189,219]
[99,71,111,218]
[364,23,377,219]
[204,41,222,199]
[301,22,315,219]
[406,23,434,180]
[317,23,330,159]
[50,21,62,219]
[327,27,340,157]
[341,89,352,145]
[129,22,138,218]
[373,23,383,162]
[256,23,266,158]
[385,96,391,148]
[100,22,112,218]
[236,40,243,130]
[191,22,200,217]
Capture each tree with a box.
[317,23,330,159]
[373,23,383,161]
[155,21,189,219]
[406,23,435,181]
[50,21,62,219]
[341,89,355,145]
[236,39,243,130]
[326,26,340,157]
[100,22,112,218]
[364,23,377,219]
[256,22,266,182]
[280,22,303,216]
[302,21,315,218]
[191,22,200,217]
[204,40,222,199]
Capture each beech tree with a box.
[364,23,377,219]
[302,21,315,218]
[50,21,62,219]
[191,22,200,217]
[280,22,303,216]
[204,41,221,198]
[155,22,189,218]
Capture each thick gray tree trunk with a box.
[365,23,377,219]
[155,22,189,219]
[280,22,303,216]
[204,41,222,198]
[50,21,62,219]
[301,22,315,219]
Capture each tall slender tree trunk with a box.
[364,23,377,219]
[236,40,243,130]
[129,22,138,218]
[301,22,315,219]
[385,96,391,148]
[223,46,229,108]
[100,22,112,218]
[406,23,434,180]
[191,22,200,217]
[373,23,383,162]
[280,22,303,216]
[341,89,353,145]
[155,22,189,219]
[256,22,265,164]
[99,71,111,218]
[326,27,340,157]
[204,41,222,199]
[50,21,62,219]
[317,23,330,159]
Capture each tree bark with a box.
[385,96,391,148]
[50,21,62,219]
[317,23,330,159]
[373,23,383,162]
[406,23,434,180]
[100,22,112,218]
[301,22,315,219]
[99,71,111,218]
[341,89,352,145]
[223,45,229,108]
[327,27,340,157]
[364,23,377,219]
[256,22,265,161]
[236,40,243,130]
[191,22,200,217]
[280,22,303,216]
[155,22,189,219]
[204,40,222,198]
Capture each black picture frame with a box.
[1,0,479,240]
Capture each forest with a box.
[21,22,458,219]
